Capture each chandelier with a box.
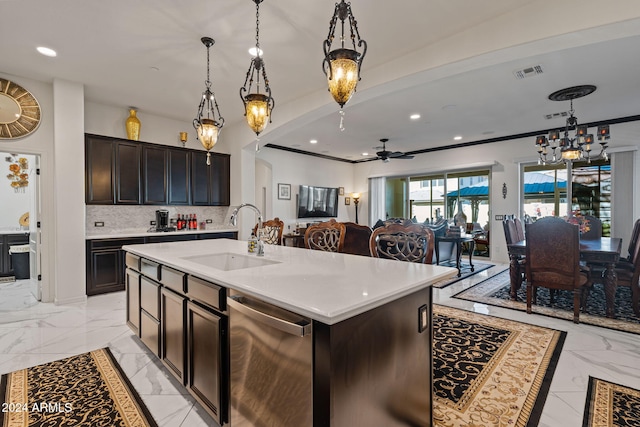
[322,0,367,130]
[240,0,274,148]
[535,85,610,165]
[193,37,225,166]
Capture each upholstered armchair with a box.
[340,222,373,256]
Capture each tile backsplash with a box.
[86,205,232,236]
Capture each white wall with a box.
[0,153,36,230]
[256,148,355,233]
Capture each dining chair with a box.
[614,236,640,317]
[304,219,346,252]
[254,217,284,245]
[524,216,591,323]
[513,217,525,242]
[503,218,525,294]
[340,222,373,256]
[579,215,602,240]
[369,223,435,264]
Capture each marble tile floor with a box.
[0,278,39,312]
[0,264,638,427]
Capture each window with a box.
[523,159,611,236]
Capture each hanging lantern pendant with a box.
[323,0,367,117]
[240,0,275,139]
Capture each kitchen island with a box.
[123,238,456,427]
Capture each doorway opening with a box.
[0,151,41,311]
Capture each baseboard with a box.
[54,295,88,305]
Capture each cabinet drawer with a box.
[140,258,160,280]
[160,265,186,294]
[140,276,160,320]
[140,309,160,357]
[187,276,226,311]
[125,253,140,271]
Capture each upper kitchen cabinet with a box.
[85,135,115,204]
[115,141,142,204]
[168,149,190,205]
[191,152,230,206]
[142,145,168,205]
[85,134,229,206]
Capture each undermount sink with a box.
[181,252,280,271]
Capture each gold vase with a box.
[125,108,141,141]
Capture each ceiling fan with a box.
[375,138,414,162]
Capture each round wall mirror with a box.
[0,78,41,140]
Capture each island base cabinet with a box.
[312,286,433,427]
[187,301,227,425]
[140,310,160,357]
[161,287,187,385]
[125,269,140,334]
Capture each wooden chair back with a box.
[579,215,602,240]
[627,218,640,261]
[369,223,434,264]
[513,217,525,241]
[524,216,589,323]
[254,217,284,245]
[341,222,373,256]
[304,219,346,252]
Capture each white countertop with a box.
[0,229,29,235]
[86,227,238,240]
[123,239,457,325]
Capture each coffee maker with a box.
[155,209,172,231]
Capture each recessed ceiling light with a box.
[36,46,57,57]
[410,114,421,120]
[248,47,264,57]
[361,152,368,156]
[309,139,318,144]
[453,135,463,141]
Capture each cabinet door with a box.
[143,145,168,204]
[126,269,141,335]
[187,301,226,424]
[85,136,114,204]
[115,141,141,204]
[210,154,230,206]
[161,287,187,384]
[168,149,190,205]
[87,246,121,296]
[190,151,210,205]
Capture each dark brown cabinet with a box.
[115,141,141,204]
[85,134,229,206]
[191,151,230,206]
[86,237,145,296]
[1,233,29,276]
[85,136,114,204]
[161,287,187,384]
[125,268,141,335]
[142,145,168,204]
[168,149,190,205]
[187,300,226,425]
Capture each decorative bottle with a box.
[454,201,467,227]
[125,108,141,141]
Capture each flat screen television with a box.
[297,185,339,218]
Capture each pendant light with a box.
[193,37,225,165]
[322,0,367,131]
[240,0,274,150]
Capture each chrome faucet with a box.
[229,203,265,256]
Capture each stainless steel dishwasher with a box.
[227,290,313,427]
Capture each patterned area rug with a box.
[433,305,565,427]
[583,377,640,427]
[0,348,157,427]
[430,262,496,288]
[453,270,640,334]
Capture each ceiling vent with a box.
[543,111,569,120]
[513,65,544,80]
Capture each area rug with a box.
[0,348,157,427]
[582,376,640,427]
[430,262,496,288]
[453,270,640,335]
[433,305,565,427]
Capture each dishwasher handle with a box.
[228,295,311,337]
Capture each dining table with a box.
[507,237,623,318]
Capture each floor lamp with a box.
[352,193,360,224]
